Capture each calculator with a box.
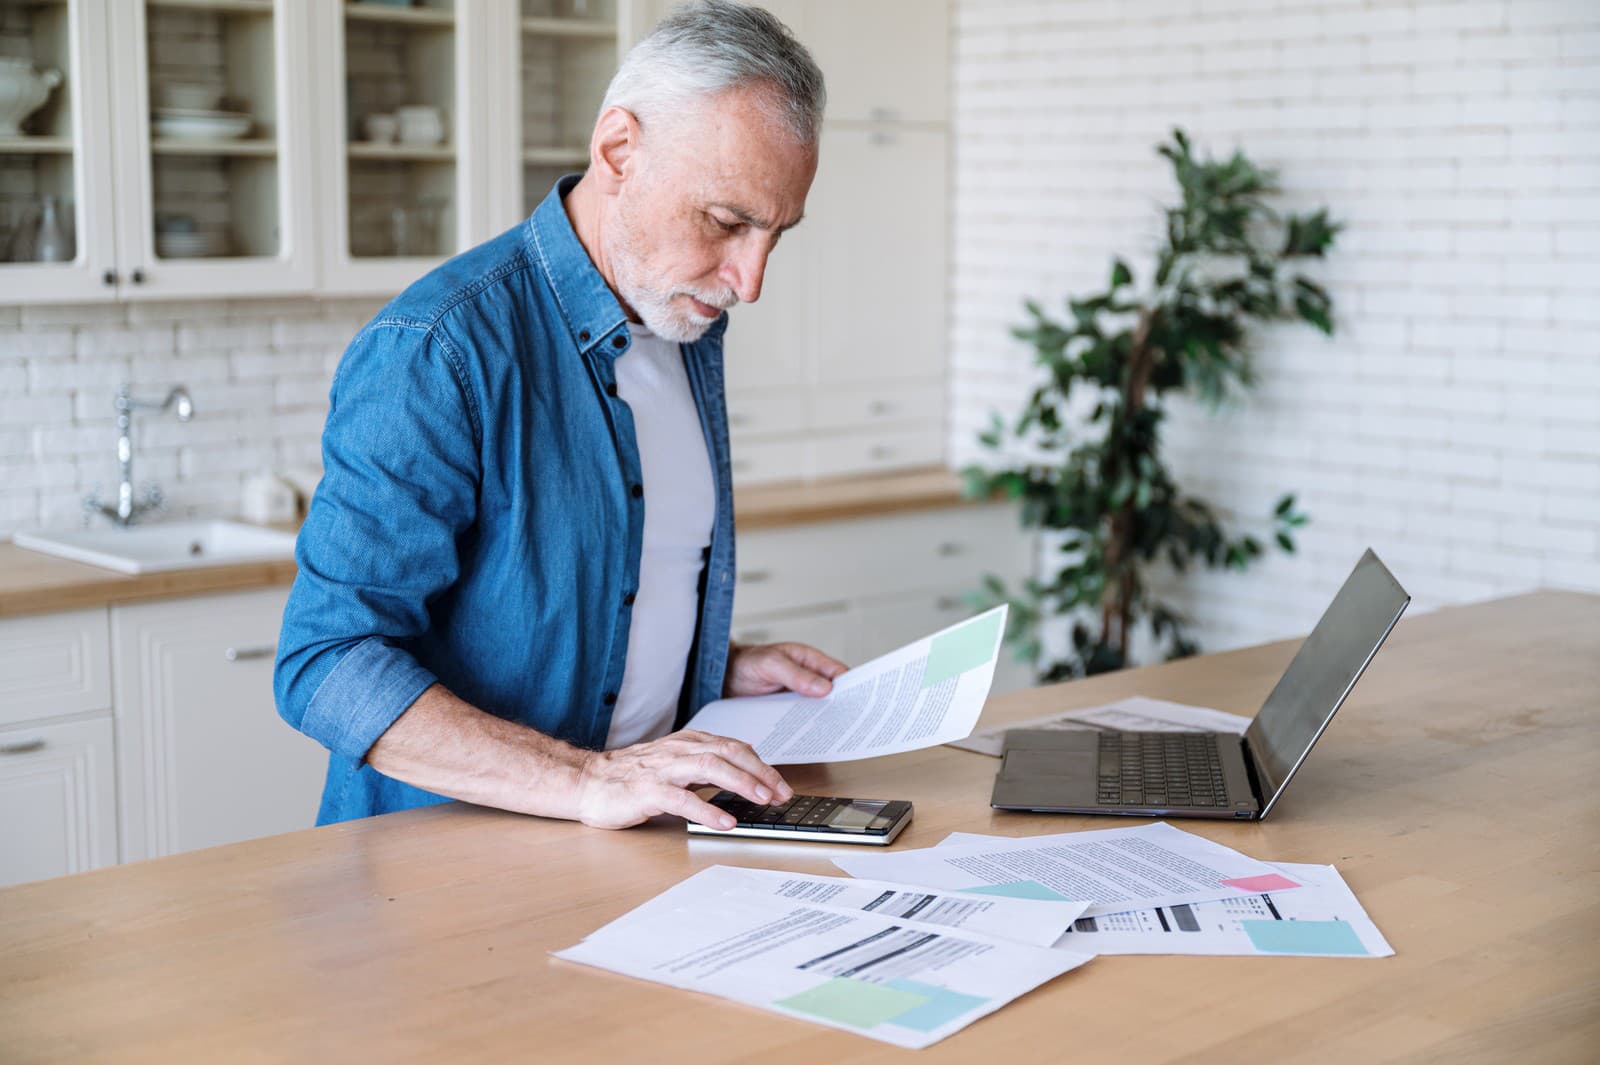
[685,791,914,845]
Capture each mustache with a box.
[678,289,738,313]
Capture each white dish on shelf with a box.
[152,108,253,141]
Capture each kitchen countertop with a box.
[4,591,1595,1063]
[0,467,979,618]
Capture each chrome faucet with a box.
[86,384,194,527]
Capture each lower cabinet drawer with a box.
[0,715,118,887]
[735,503,1031,617]
[0,607,112,728]
[729,438,813,486]
[812,424,944,479]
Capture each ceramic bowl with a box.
[159,83,222,112]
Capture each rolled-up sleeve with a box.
[274,320,482,762]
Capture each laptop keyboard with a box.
[1097,732,1230,807]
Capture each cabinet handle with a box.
[102,269,117,286]
[130,269,146,285]
[936,542,964,557]
[728,413,749,427]
[870,445,897,459]
[869,107,898,122]
[0,739,46,755]
[869,130,897,147]
[738,570,773,584]
[737,629,772,644]
[868,400,895,416]
[225,644,277,662]
[936,597,965,611]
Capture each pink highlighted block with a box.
[1220,873,1301,893]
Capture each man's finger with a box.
[788,642,850,679]
[708,737,793,802]
[668,751,777,807]
[764,649,834,697]
[659,785,736,830]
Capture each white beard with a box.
[609,204,737,343]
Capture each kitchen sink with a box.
[13,520,298,575]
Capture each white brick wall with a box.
[950,0,1600,653]
[0,298,381,537]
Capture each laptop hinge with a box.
[1240,734,1267,810]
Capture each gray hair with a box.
[601,0,826,146]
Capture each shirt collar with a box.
[526,175,630,358]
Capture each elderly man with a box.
[275,2,840,831]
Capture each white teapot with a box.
[0,58,64,137]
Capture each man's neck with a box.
[561,175,639,323]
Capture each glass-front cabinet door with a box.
[316,0,492,296]
[105,0,314,299]
[516,0,623,218]
[0,0,118,303]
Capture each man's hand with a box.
[724,641,849,699]
[574,730,793,830]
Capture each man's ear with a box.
[590,106,641,194]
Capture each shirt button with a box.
[578,330,591,342]
[612,335,627,349]
[603,692,617,706]
[605,382,618,397]
[631,484,643,499]
[623,592,636,606]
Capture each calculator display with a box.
[828,801,889,829]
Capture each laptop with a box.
[991,549,1410,821]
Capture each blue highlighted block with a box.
[1241,919,1369,956]
[958,879,1069,901]
[885,980,990,1032]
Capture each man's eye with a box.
[711,216,741,233]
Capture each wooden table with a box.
[3,591,1597,1063]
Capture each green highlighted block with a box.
[923,610,1004,688]
[885,980,990,1032]
[958,879,1070,901]
[1241,919,1368,956]
[777,977,929,1030]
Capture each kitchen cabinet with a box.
[111,586,326,862]
[0,715,117,889]
[0,605,116,888]
[731,503,1036,695]
[0,0,118,302]
[0,0,316,301]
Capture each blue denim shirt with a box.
[275,178,737,825]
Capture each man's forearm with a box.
[364,684,590,819]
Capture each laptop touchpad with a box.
[1003,750,1098,779]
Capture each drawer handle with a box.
[737,629,772,644]
[936,542,964,557]
[738,570,773,584]
[728,413,750,427]
[1,739,46,756]
[868,400,895,416]
[225,644,277,662]
[936,596,965,611]
[870,445,897,459]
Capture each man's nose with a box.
[722,241,770,305]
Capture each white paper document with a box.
[946,696,1252,757]
[684,606,1008,764]
[833,821,1305,917]
[936,834,1392,958]
[553,872,1094,1049]
[601,865,1091,948]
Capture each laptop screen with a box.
[1244,549,1410,816]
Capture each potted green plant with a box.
[966,129,1339,681]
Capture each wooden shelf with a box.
[0,136,72,154]
[344,3,454,28]
[347,141,455,162]
[522,145,587,166]
[520,16,616,39]
[152,137,277,157]
[148,0,276,14]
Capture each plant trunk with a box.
[1101,311,1157,665]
